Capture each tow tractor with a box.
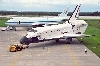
[9,44,25,52]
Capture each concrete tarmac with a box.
[0,28,100,66]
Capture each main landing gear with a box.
[66,38,72,44]
[55,39,59,42]
[55,38,72,44]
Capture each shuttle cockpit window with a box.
[29,29,37,33]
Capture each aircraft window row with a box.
[38,21,58,22]
[64,32,68,33]
[45,30,60,33]
[6,22,34,23]
[57,30,60,31]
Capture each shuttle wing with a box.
[52,33,91,39]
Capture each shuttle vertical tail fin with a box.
[58,6,69,17]
[66,4,81,24]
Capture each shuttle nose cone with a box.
[20,36,39,44]
[20,36,29,45]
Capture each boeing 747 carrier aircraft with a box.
[5,6,71,31]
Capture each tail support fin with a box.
[58,6,69,17]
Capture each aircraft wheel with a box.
[14,48,17,52]
[56,39,59,42]
[67,42,71,44]
[18,47,23,51]
[14,28,16,31]
[66,38,72,44]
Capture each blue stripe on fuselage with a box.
[5,22,34,23]
[38,21,58,22]
[5,21,58,23]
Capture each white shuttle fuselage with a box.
[27,20,87,39]
[20,19,88,45]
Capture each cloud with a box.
[0,0,100,11]
[71,0,100,4]
[0,0,66,6]
[0,0,100,7]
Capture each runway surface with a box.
[0,28,100,66]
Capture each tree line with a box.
[0,10,100,16]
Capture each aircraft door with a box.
[18,21,20,24]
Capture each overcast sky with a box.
[0,0,100,12]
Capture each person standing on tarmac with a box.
[85,48,87,53]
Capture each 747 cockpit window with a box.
[29,29,37,32]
